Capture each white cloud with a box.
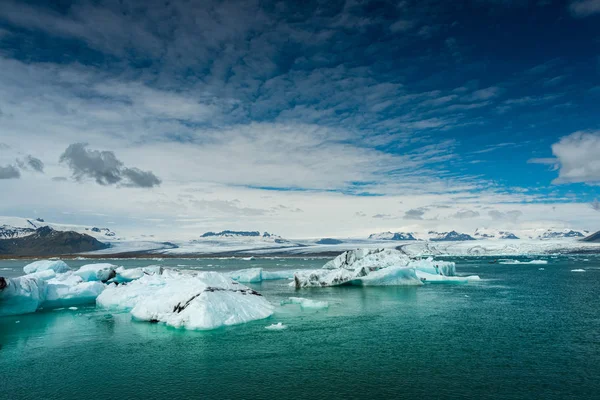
[569,0,600,17]
[551,131,600,184]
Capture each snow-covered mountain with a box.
[368,232,417,241]
[0,217,119,241]
[428,231,476,241]
[473,228,519,240]
[517,228,588,240]
[0,225,36,239]
[582,231,600,243]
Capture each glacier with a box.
[293,248,478,288]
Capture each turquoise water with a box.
[1,256,599,399]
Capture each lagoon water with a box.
[1,256,599,399]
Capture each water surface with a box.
[1,256,599,399]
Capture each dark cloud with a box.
[52,176,68,182]
[121,167,162,188]
[403,208,426,220]
[60,143,161,188]
[0,164,20,179]
[372,213,394,219]
[16,155,44,173]
[591,199,600,212]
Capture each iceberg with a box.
[23,260,70,274]
[294,249,478,288]
[0,266,106,316]
[112,265,163,283]
[74,263,117,282]
[0,273,48,316]
[97,270,273,330]
[265,322,287,330]
[498,260,548,265]
[281,297,329,309]
[229,268,297,283]
[44,272,105,308]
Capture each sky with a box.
[0,0,599,239]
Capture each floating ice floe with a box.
[498,260,548,265]
[228,268,297,283]
[265,322,287,330]
[23,260,70,274]
[293,249,479,288]
[571,269,586,272]
[281,297,329,309]
[97,270,274,330]
[74,263,118,282]
[1,263,160,317]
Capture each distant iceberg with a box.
[498,259,547,265]
[293,248,478,288]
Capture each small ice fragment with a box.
[68,307,78,310]
[281,297,329,309]
[265,322,287,330]
[15,320,20,324]
[571,269,585,272]
[538,268,545,271]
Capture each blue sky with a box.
[0,0,599,238]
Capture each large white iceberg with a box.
[293,249,478,288]
[23,260,70,274]
[97,270,274,330]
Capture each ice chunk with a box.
[407,257,456,276]
[281,297,329,309]
[323,248,411,270]
[357,266,423,286]
[229,268,263,283]
[1,268,108,316]
[44,273,105,308]
[97,270,273,330]
[415,271,480,284]
[23,260,70,274]
[74,263,117,282]
[0,274,47,316]
[265,322,287,330]
[229,268,297,283]
[571,269,585,272]
[498,260,548,265]
[113,265,163,283]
